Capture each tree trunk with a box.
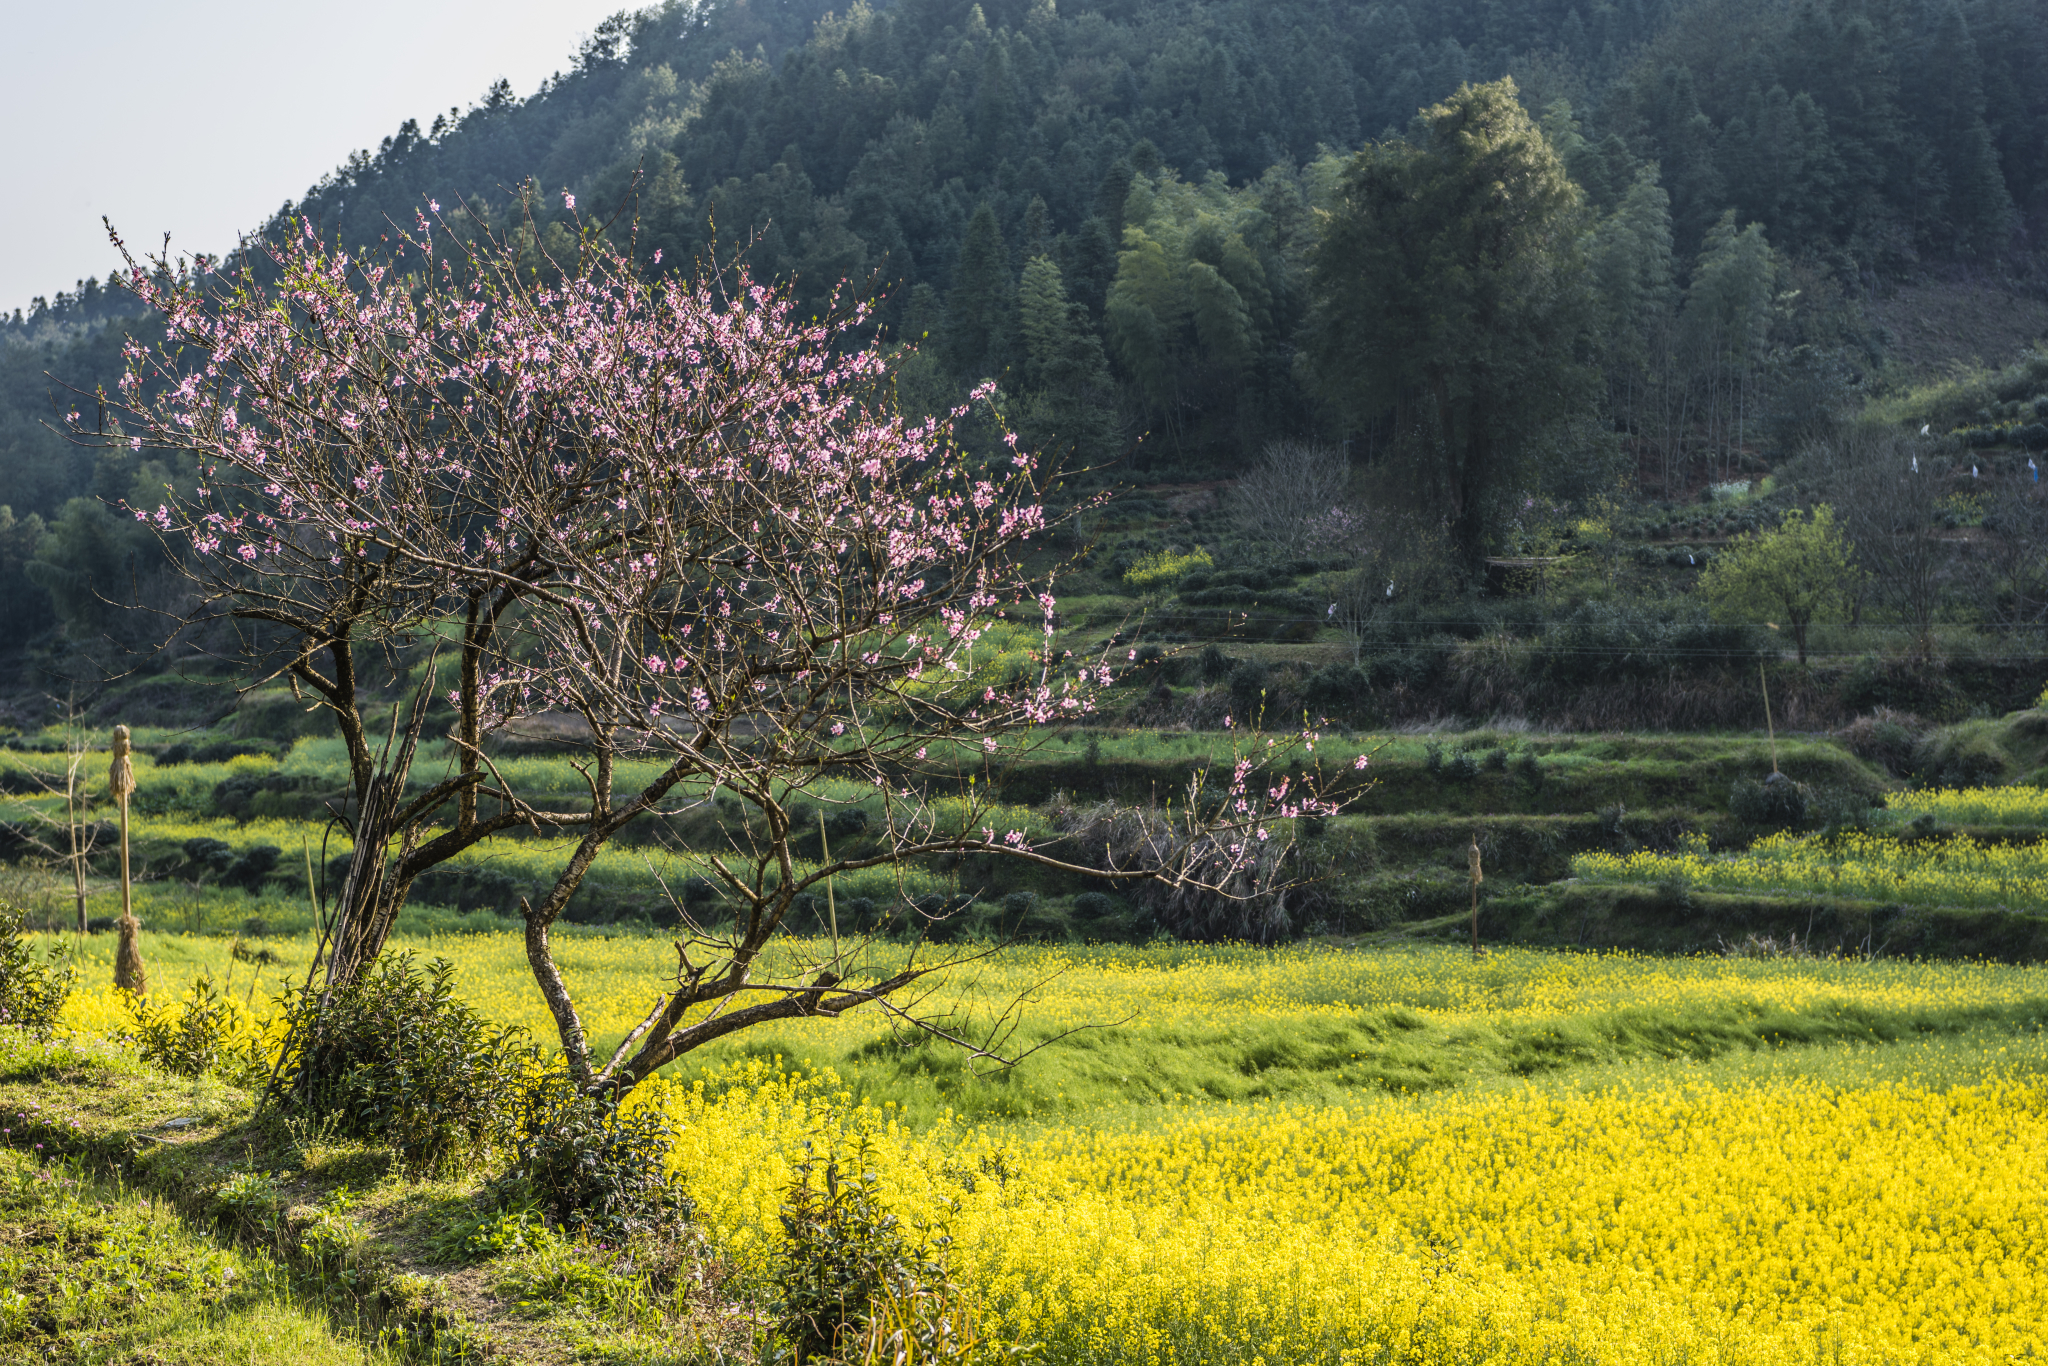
[320,679,436,996]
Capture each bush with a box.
[826,807,871,841]
[156,738,276,766]
[184,837,283,893]
[499,1074,693,1239]
[0,902,71,1041]
[1533,602,1757,685]
[1730,775,1810,828]
[274,952,534,1178]
[1913,725,2018,789]
[123,975,240,1078]
[1837,708,1927,777]
[1071,890,1126,927]
[773,1142,979,1366]
[1807,786,1877,837]
[1227,660,1271,718]
[1303,664,1370,720]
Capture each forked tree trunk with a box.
[317,680,435,997]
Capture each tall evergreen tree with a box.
[1683,210,1778,480]
[1018,256,1117,461]
[1589,166,1676,444]
[1905,0,2016,256]
[945,202,1015,381]
[1305,79,1600,562]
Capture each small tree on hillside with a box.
[1228,441,1357,559]
[87,206,1342,1096]
[1698,504,1857,665]
[1812,426,1948,649]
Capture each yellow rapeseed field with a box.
[49,938,2048,1363]
[654,1059,2048,1366]
[1573,827,2048,908]
[1887,785,2048,827]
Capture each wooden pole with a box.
[1468,833,1483,958]
[108,725,145,995]
[819,809,839,961]
[1760,662,1780,774]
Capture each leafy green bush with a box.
[1533,602,1757,684]
[773,1142,990,1366]
[1912,724,2018,789]
[123,975,239,1078]
[1730,775,1810,828]
[0,903,71,1042]
[274,952,533,1178]
[1302,663,1370,720]
[499,1074,693,1240]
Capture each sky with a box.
[0,0,637,314]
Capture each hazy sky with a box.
[1,0,637,314]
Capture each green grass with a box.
[0,1102,402,1364]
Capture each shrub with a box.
[123,975,239,1078]
[826,807,871,841]
[499,1074,693,1240]
[1912,725,2018,789]
[1807,786,1877,837]
[1730,775,1810,828]
[773,1143,985,1366]
[273,952,534,1178]
[1070,890,1126,927]
[1227,660,1272,718]
[0,902,71,1041]
[1837,708,1927,777]
[1303,663,1370,720]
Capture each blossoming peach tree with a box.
[86,204,1351,1095]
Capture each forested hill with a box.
[0,0,2045,654]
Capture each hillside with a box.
[0,0,2046,703]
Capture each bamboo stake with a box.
[1760,662,1780,774]
[1468,833,1483,958]
[819,809,839,961]
[108,725,145,995]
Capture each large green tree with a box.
[1305,78,1600,562]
